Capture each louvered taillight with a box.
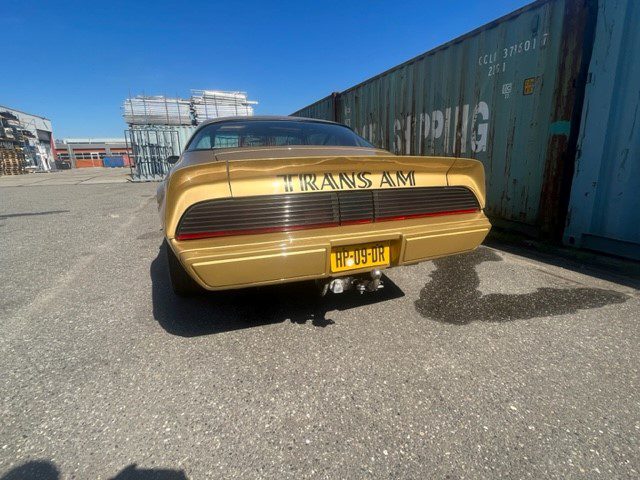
[175,187,479,240]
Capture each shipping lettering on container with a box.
[353,101,490,155]
[478,33,549,77]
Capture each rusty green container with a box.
[563,0,640,260]
[295,93,339,122]
[293,0,597,238]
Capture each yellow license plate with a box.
[330,242,390,273]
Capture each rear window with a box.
[186,120,373,151]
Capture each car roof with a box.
[197,115,342,127]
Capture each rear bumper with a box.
[168,211,491,290]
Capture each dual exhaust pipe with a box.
[320,269,384,295]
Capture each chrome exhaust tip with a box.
[329,278,347,294]
[321,270,385,295]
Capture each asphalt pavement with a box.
[1,170,638,479]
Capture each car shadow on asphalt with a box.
[415,247,629,324]
[150,243,405,337]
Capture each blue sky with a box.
[1,0,529,138]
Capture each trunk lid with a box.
[216,147,456,198]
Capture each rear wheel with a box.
[165,241,204,297]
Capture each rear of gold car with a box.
[159,146,491,295]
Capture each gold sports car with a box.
[157,116,491,296]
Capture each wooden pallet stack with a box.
[1,111,29,176]
[0,148,26,175]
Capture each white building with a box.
[0,104,55,171]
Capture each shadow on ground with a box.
[485,233,640,290]
[415,247,628,325]
[0,210,69,221]
[0,461,186,480]
[150,243,405,337]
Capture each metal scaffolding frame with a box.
[123,89,257,181]
[125,127,184,182]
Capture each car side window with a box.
[190,129,212,150]
[214,135,239,148]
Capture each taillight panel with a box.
[176,187,479,240]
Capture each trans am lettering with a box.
[277,171,416,192]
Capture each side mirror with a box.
[166,155,180,165]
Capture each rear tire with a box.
[165,241,204,297]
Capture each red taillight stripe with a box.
[340,218,374,226]
[375,208,479,222]
[175,221,339,241]
[175,208,479,241]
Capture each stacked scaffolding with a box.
[190,90,256,123]
[123,89,257,181]
[123,96,192,126]
[122,90,257,127]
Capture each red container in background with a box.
[75,159,103,168]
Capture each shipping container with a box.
[103,156,125,168]
[292,0,597,238]
[563,0,640,260]
[293,93,339,122]
[74,159,103,168]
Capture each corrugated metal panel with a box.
[563,0,640,260]
[292,93,338,122]
[291,0,596,237]
[0,105,52,134]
